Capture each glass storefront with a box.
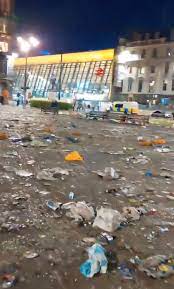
[14,50,113,99]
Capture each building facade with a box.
[0,0,14,54]
[114,33,174,104]
[14,49,114,100]
[0,0,15,81]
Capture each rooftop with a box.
[14,49,114,66]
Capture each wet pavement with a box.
[0,106,174,289]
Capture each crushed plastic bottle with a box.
[46,200,62,211]
[145,170,153,177]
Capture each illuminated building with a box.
[114,32,174,104]
[0,0,15,87]
[14,49,114,99]
[0,0,14,53]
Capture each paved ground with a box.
[0,106,174,289]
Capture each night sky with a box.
[16,0,174,54]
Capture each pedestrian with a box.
[16,93,20,106]
[73,95,77,111]
[77,99,84,111]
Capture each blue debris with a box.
[80,244,108,278]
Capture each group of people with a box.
[0,91,27,107]
[73,99,100,112]
[16,92,32,106]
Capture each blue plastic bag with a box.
[80,244,108,278]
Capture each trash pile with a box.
[0,107,174,288]
[138,255,174,279]
[37,167,70,181]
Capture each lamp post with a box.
[17,36,39,107]
[58,53,63,100]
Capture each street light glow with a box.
[11,52,19,58]
[17,35,39,53]
[16,35,40,108]
[21,40,31,53]
[17,36,23,43]
[29,36,40,47]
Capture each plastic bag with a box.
[96,167,119,180]
[138,140,153,146]
[65,151,83,161]
[66,201,95,221]
[80,244,108,278]
[93,207,126,232]
[0,132,8,140]
[152,138,166,145]
[122,207,140,221]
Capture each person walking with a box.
[16,93,20,106]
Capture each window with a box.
[163,80,167,91]
[152,48,158,58]
[172,79,174,91]
[150,66,155,73]
[0,23,7,34]
[167,48,171,57]
[138,78,143,92]
[141,49,146,59]
[149,79,155,92]
[0,42,8,53]
[139,67,145,74]
[165,62,169,74]
[128,66,132,74]
[120,80,123,92]
[128,77,133,91]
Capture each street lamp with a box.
[58,53,63,100]
[17,36,39,107]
